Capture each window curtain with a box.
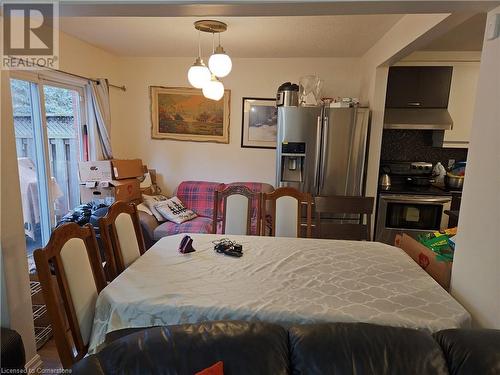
[87,78,113,160]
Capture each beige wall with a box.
[111,57,362,194]
[450,8,500,328]
[59,32,122,128]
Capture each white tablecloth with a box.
[89,234,470,353]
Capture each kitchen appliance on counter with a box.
[444,161,466,190]
[276,105,370,196]
[379,174,391,190]
[276,82,299,107]
[375,160,452,245]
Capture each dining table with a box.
[88,233,470,353]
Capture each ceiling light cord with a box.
[198,30,202,58]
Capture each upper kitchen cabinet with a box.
[385,66,453,108]
[443,63,480,148]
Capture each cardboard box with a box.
[395,234,452,290]
[111,159,144,180]
[80,178,141,205]
[78,161,113,182]
[79,159,144,182]
[139,168,158,195]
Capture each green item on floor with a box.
[417,232,455,262]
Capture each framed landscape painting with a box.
[241,97,277,149]
[150,86,230,143]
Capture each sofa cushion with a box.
[72,321,289,375]
[289,322,448,375]
[153,216,213,240]
[434,329,500,375]
[142,194,169,222]
[176,181,224,218]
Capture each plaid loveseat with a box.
[138,181,274,248]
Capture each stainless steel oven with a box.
[375,194,451,245]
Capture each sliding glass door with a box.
[43,83,85,220]
[10,74,87,268]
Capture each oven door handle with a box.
[380,196,452,204]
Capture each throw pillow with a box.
[195,361,223,375]
[155,196,197,224]
[142,194,169,222]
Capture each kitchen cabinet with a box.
[386,66,453,109]
[443,63,480,148]
[395,55,480,148]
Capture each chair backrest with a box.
[212,185,262,235]
[99,201,146,279]
[176,181,225,218]
[314,195,374,240]
[33,223,106,368]
[262,187,312,238]
[225,182,274,235]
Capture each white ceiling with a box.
[59,15,403,58]
[422,13,487,51]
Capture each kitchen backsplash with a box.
[380,129,468,167]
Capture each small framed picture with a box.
[241,97,277,149]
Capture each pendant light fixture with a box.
[209,33,232,78]
[187,30,211,89]
[202,74,225,101]
[188,20,232,100]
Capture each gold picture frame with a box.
[150,86,230,143]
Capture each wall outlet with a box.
[486,13,500,41]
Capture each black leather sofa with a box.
[0,327,26,370]
[72,321,500,375]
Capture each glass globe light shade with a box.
[202,75,225,101]
[208,46,232,78]
[188,57,211,88]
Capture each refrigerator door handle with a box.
[319,115,329,189]
[314,115,322,190]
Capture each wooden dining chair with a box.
[33,223,106,368]
[262,187,313,238]
[314,195,375,240]
[99,201,146,279]
[212,185,262,235]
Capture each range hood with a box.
[384,66,454,130]
[384,108,453,130]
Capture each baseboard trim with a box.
[25,354,43,371]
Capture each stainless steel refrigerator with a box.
[276,106,370,196]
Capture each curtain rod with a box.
[10,57,127,91]
[47,66,127,91]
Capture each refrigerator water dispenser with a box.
[280,142,305,183]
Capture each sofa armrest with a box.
[137,211,160,250]
[434,329,500,375]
